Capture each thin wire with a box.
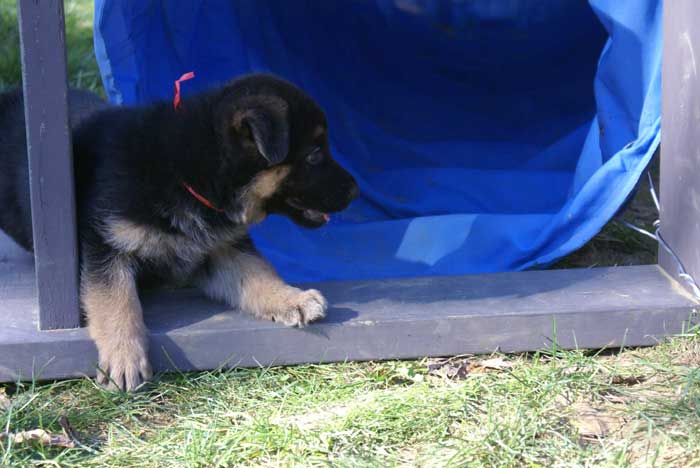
[647,171,660,212]
[655,222,700,299]
[620,220,657,241]
[621,170,700,300]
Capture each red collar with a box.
[182,182,225,213]
[175,72,223,213]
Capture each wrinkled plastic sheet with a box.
[94,0,661,282]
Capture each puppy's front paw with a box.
[271,288,327,327]
[95,337,152,392]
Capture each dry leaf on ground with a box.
[0,429,75,448]
[427,356,513,380]
[0,415,94,452]
[427,359,470,380]
[0,388,10,411]
[569,402,625,441]
[610,374,647,385]
[471,357,514,372]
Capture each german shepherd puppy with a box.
[0,74,358,391]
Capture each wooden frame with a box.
[659,0,700,296]
[17,0,81,331]
[1,1,698,382]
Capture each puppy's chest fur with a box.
[104,216,246,281]
[100,165,291,282]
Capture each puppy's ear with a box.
[232,96,289,166]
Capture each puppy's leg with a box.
[82,254,152,391]
[197,244,326,326]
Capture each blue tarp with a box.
[93,0,662,283]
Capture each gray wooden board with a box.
[1,232,697,382]
[660,0,700,291]
[17,0,81,330]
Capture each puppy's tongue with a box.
[304,209,330,223]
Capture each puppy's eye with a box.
[306,148,323,165]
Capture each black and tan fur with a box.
[0,74,358,391]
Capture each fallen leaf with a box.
[598,389,628,405]
[470,357,514,373]
[0,388,9,411]
[570,402,625,441]
[0,415,94,451]
[426,356,513,380]
[610,375,647,386]
[58,415,98,453]
[427,358,470,380]
[0,429,75,448]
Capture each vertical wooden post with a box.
[659,0,700,293]
[17,0,81,330]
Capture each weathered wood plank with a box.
[17,0,81,330]
[0,258,696,382]
[660,0,700,295]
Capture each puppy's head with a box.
[216,74,358,228]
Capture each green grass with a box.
[1,1,698,467]
[2,332,700,467]
[0,0,101,93]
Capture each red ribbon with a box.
[173,71,195,111]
